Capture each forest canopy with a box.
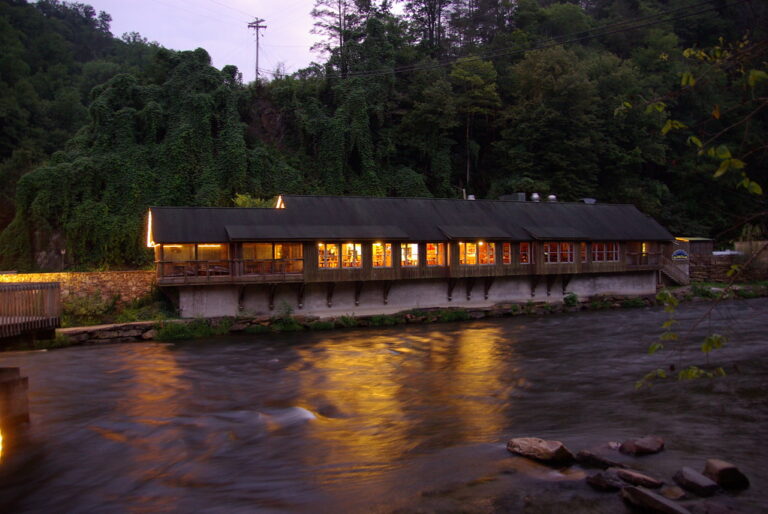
[0,0,766,270]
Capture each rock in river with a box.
[673,467,719,497]
[586,470,624,492]
[702,459,750,490]
[620,486,692,514]
[620,435,665,456]
[613,467,664,488]
[506,437,575,465]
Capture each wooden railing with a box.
[0,282,61,339]
[157,259,304,283]
[626,252,662,267]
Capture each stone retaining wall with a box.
[0,270,156,305]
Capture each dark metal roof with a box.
[149,195,673,244]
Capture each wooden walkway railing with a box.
[0,282,61,339]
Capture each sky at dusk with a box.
[82,0,321,83]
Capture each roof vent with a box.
[547,194,557,202]
[531,192,541,202]
[467,194,476,200]
[581,198,597,204]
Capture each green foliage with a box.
[691,284,718,299]
[32,333,72,350]
[271,317,304,332]
[588,297,612,310]
[335,315,359,328]
[308,320,335,331]
[115,290,175,322]
[563,292,578,307]
[154,318,230,341]
[369,314,399,326]
[1,0,766,271]
[243,324,269,334]
[434,309,470,322]
[621,297,646,308]
[61,292,118,327]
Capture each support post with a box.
[561,274,573,295]
[530,275,541,297]
[483,277,494,300]
[546,275,557,297]
[268,284,277,310]
[382,281,392,304]
[296,283,306,309]
[447,278,457,301]
[465,277,475,301]
[326,282,335,307]
[354,281,363,306]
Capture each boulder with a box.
[506,437,575,464]
[613,467,664,488]
[576,448,627,469]
[586,470,624,492]
[661,485,687,501]
[620,486,692,514]
[673,467,719,497]
[702,459,750,490]
[620,435,665,456]
[141,329,157,340]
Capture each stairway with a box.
[660,257,690,286]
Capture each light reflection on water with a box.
[0,299,766,513]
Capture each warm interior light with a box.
[478,241,484,245]
[146,210,156,248]
[276,195,285,209]
[642,242,648,253]
[163,244,183,248]
[318,243,323,248]
[198,244,222,248]
[675,237,690,242]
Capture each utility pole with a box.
[247,17,267,80]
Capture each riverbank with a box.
[3,281,765,351]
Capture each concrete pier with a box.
[0,367,30,429]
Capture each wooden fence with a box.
[0,282,61,339]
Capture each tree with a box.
[450,57,501,192]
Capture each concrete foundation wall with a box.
[177,272,658,318]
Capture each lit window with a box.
[592,242,619,262]
[401,243,419,267]
[581,242,587,263]
[318,243,339,268]
[197,244,228,261]
[163,244,194,262]
[372,242,392,267]
[478,242,495,265]
[519,242,531,264]
[341,243,362,268]
[426,243,446,266]
[243,243,273,260]
[544,242,573,263]
[459,242,477,265]
[502,243,512,264]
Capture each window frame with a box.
[317,242,340,269]
[400,243,419,267]
[372,242,392,268]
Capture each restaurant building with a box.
[146,194,675,318]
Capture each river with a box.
[1,299,766,513]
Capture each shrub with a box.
[509,304,521,314]
[62,292,118,327]
[116,288,175,322]
[588,296,612,310]
[735,288,759,299]
[563,292,578,307]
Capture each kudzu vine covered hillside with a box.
[0,0,766,270]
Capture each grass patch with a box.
[369,314,400,326]
[154,318,231,341]
[243,324,270,334]
[588,296,612,310]
[61,292,118,327]
[336,315,359,328]
[309,320,335,330]
[735,288,759,299]
[435,309,471,322]
[621,297,646,308]
[271,317,304,332]
[691,284,718,299]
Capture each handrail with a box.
[0,282,61,339]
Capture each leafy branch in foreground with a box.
[636,289,728,389]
